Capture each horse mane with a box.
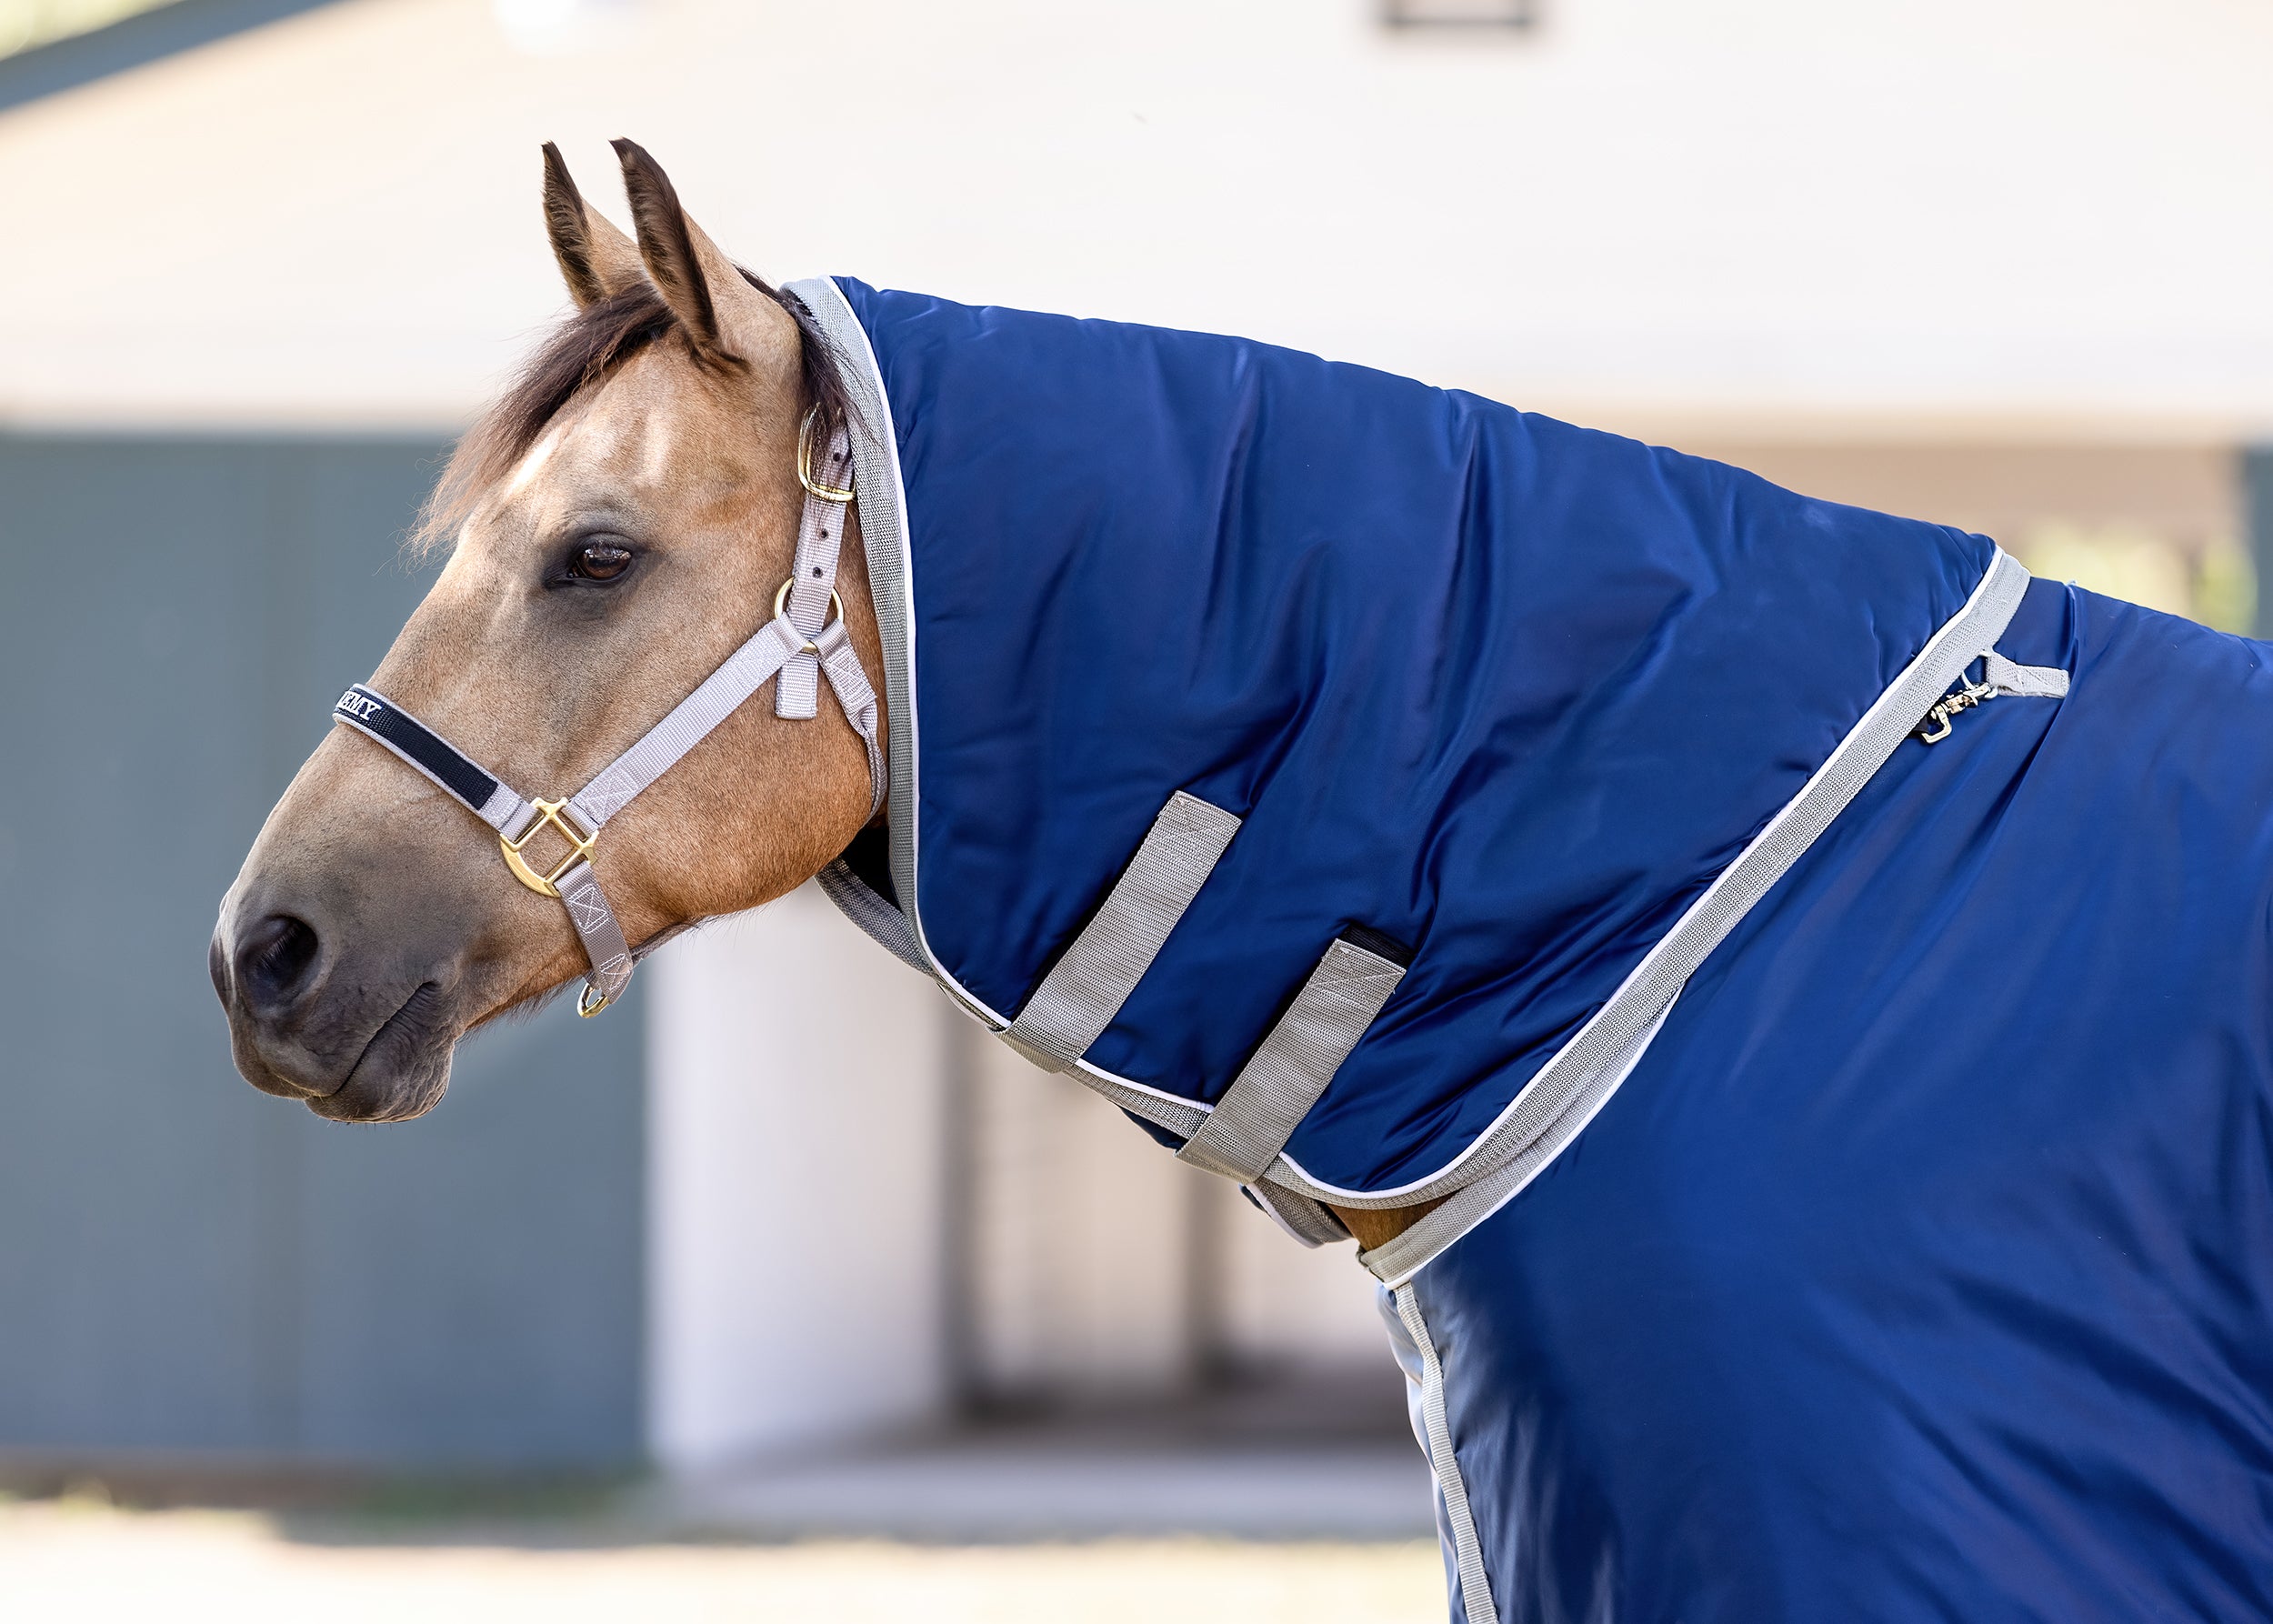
[414,268,856,556]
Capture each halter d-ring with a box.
[774,577,846,654]
[797,408,856,503]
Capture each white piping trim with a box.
[803,277,998,1031]
[1397,1284,1499,1624]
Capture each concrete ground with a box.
[661,1367,1436,1542]
[0,1502,1446,1624]
[0,1371,1448,1621]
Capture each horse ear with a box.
[542,143,644,308]
[610,137,790,364]
[540,143,644,307]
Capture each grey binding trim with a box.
[1179,935,1407,1181]
[1003,792,1243,1072]
[1352,549,2037,1282]
[790,279,946,991]
[1396,1284,1499,1624]
[815,858,930,974]
[1245,1180,1352,1248]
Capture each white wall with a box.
[646,885,1390,1462]
[10,0,2273,437]
[1213,1178,1395,1374]
[964,1038,1204,1397]
[645,885,951,1469]
[965,1035,1392,1399]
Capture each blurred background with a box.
[3,0,2270,1616]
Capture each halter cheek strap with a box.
[331,416,881,1018]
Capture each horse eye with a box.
[569,541,634,582]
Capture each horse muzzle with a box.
[210,884,463,1123]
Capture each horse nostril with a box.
[237,914,322,1014]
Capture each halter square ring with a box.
[500,797,598,898]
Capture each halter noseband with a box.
[331,411,882,1018]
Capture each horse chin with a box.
[304,982,459,1123]
[306,1054,454,1123]
[225,975,461,1124]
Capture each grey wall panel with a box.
[295,1003,644,1465]
[0,435,644,1467]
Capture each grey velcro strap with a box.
[1243,1180,1352,1248]
[1178,933,1408,1181]
[1002,791,1241,1072]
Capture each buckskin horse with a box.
[212,142,2273,1621]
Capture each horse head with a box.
[210,141,882,1122]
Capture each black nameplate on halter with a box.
[334,685,499,812]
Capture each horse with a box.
[213,142,2273,1621]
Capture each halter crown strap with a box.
[331,415,880,1017]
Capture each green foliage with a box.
[0,0,175,60]
[2015,522,2256,635]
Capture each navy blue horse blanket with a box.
[789,276,2273,1621]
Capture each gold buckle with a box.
[796,407,856,503]
[499,797,597,898]
[577,981,614,1018]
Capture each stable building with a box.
[3,0,2268,1473]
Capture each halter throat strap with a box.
[331,415,880,1017]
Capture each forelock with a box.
[409,271,860,559]
[411,285,678,556]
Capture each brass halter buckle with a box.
[796,408,856,503]
[499,797,598,898]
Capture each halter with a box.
[331,411,882,1018]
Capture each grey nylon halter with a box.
[332,412,882,1017]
